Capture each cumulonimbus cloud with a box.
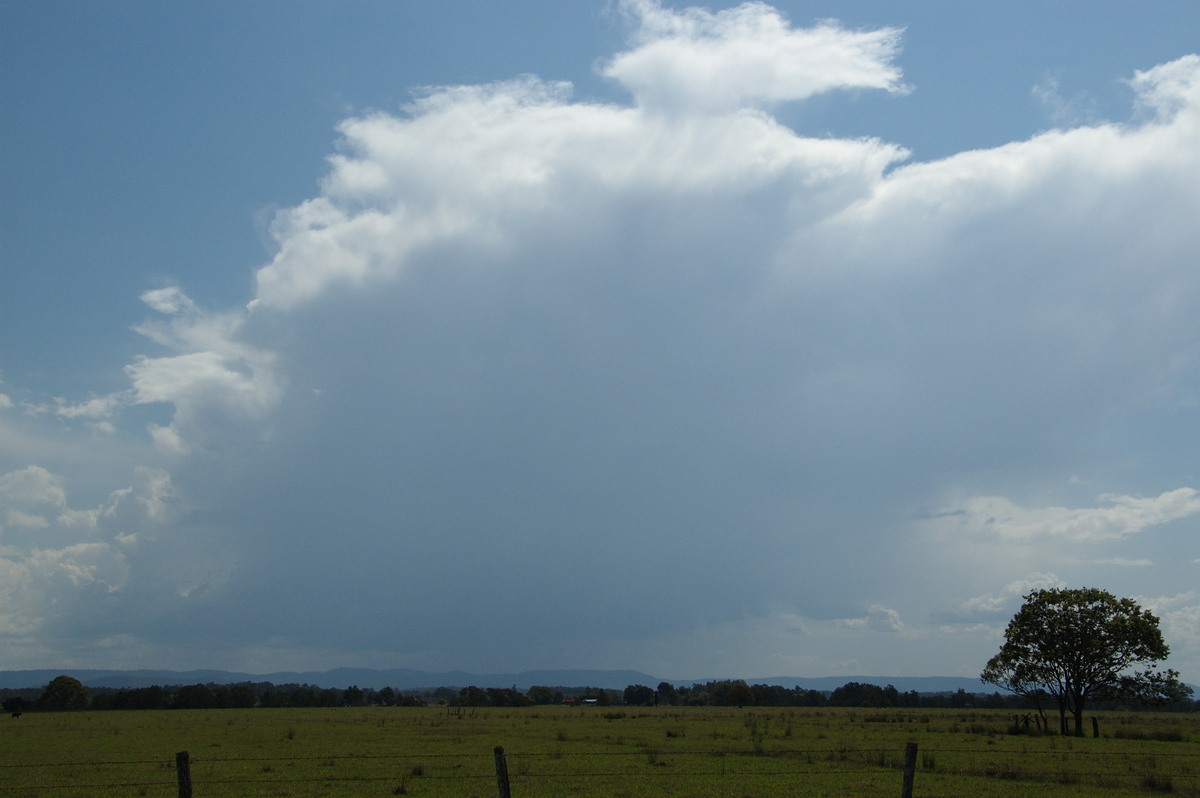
[4,1,1200,675]
[112,28,1200,669]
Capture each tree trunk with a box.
[1072,696,1086,737]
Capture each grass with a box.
[1,706,1199,797]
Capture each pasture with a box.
[2,705,1200,797]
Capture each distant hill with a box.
[0,668,993,693]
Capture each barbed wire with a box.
[8,743,1200,770]
[5,743,1200,794]
[0,782,174,793]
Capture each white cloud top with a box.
[1131,54,1200,120]
[603,0,906,113]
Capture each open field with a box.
[3,706,1200,797]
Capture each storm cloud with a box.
[3,1,1200,680]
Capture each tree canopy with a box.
[38,675,89,711]
[981,586,1191,735]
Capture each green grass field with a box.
[2,706,1199,797]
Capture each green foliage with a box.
[342,685,365,706]
[829,682,901,708]
[623,683,656,706]
[454,685,534,707]
[982,587,1192,736]
[526,684,561,705]
[37,674,88,711]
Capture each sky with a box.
[3,0,1200,683]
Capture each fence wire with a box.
[4,743,1200,794]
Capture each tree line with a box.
[1,676,434,713]
[4,673,1195,715]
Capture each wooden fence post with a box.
[900,742,917,798]
[175,751,192,798]
[494,745,511,798]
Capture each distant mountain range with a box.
[0,667,995,694]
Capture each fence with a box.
[4,741,1200,796]
[2,745,920,796]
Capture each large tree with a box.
[981,587,1190,736]
[38,675,89,711]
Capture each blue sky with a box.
[3,0,1200,682]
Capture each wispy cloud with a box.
[932,489,1200,542]
[1032,74,1099,127]
[127,290,281,453]
[955,574,1066,619]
